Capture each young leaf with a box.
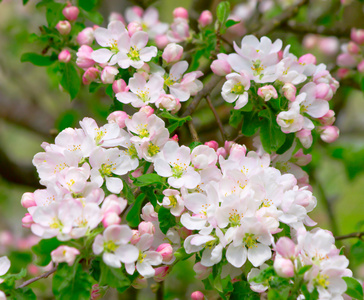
[60,63,81,100]
[122,179,136,204]
[133,173,164,187]
[158,207,177,234]
[126,193,145,227]
[216,1,230,24]
[21,53,56,66]
[53,263,95,300]
[297,264,312,275]
[343,276,364,300]
[259,109,286,153]
[99,262,130,290]
[241,111,260,137]
[226,19,240,28]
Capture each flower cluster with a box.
[273,229,352,299]
[337,28,364,78]
[212,35,340,147]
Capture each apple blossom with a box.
[221,72,250,109]
[77,27,94,46]
[101,66,119,84]
[162,43,183,63]
[51,246,80,266]
[76,45,95,69]
[56,20,71,35]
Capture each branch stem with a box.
[205,95,227,141]
[17,266,57,289]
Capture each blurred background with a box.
[0,0,364,299]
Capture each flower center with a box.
[95,129,106,145]
[104,240,118,252]
[164,76,176,87]
[148,143,160,157]
[127,144,139,159]
[251,59,265,76]
[228,209,242,227]
[231,83,245,94]
[171,164,184,178]
[138,252,147,263]
[137,90,150,103]
[168,195,177,207]
[314,274,330,289]
[138,128,150,138]
[100,163,113,177]
[50,217,62,229]
[243,233,257,249]
[128,47,140,61]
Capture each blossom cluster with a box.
[337,28,364,78]
[212,35,340,147]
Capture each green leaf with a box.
[60,63,81,100]
[133,173,164,187]
[241,111,260,137]
[140,186,160,208]
[82,10,104,25]
[8,287,36,300]
[122,179,136,204]
[53,263,95,300]
[32,238,62,267]
[343,277,364,299]
[46,2,65,27]
[229,109,243,128]
[297,265,312,275]
[267,289,281,300]
[259,109,286,154]
[189,141,202,150]
[158,207,177,234]
[78,0,97,11]
[174,247,193,261]
[105,84,114,98]
[99,262,130,290]
[22,0,29,5]
[225,19,240,28]
[126,193,145,227]
[230,281,260,300]
[276,133,295,155]
[21,52,56,66]
[160,111,192,133]
[216,1,230,24]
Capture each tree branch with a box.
[205,95,227,141]
[17,266,57,289]
[187,120,200,142]
[335,232,364,241]
[254,0,310,37]
[181,75,223,118]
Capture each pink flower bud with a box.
[198,10,213,27]
[162,43,183,63]
[56,20,71,35]
[173,7,188,19]
[171,134,179,142]
[77,27,94,45]
[315,83,332,101]
[337,53,357,68]
[131,168,143,178]
[298,53,316,65]
[296,129,313,149]
[293,149,312,166]
[82,67,99,85]
[138,221,155,235]
[229,143,247,161]
[91,284,102,300]
[132,276,148,289]
[101,66,118,84]
[51,245,80,266]
[107,111,128,128]
[154,266,170,282]
[216,147,227,158]
[274,257,294,278]
[21,192,36,208]
[58,49,71,63]
[76,45,95,69]
[102,212,121,227]
[112,79,128,94]
[318,109,335,126]
[191,291,204,300]
[282,83,296,102]
[320,126,339,143]
[62,5,79,21]
[318,37,339,55]
[131,6,144,17]
[156,243,174,262]
[211,54,231,76]
[130,230,141,245]
[347,41,360,55]
[155,34,169,49]
[156,94,180,112]
[358,60,364,73]
[275,237,296,258]
[351,28,364,45]
[139,106,154,117]
[109,12,125,24]
[141,203,158,222]
[337,68,350,79]
[224,141,234,154]
[257,85,278,101]
[204,140,218,151]
[177,227,191,240]
[128,21,143,36]
[193,262,211,280]
[22,213,33,228]
[303,34,318,49]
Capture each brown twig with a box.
[335,232,364,241]
[17,265,57,289]
[187,120,200,142]
[181,75,223,118]
[205,95,227,141]
[254,0,310,37]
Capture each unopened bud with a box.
[21,192,36,208]
[82,67,99,85]
[162,43,183,63]
[173,7,188,19]
[282,83,296,101]
[77,27,94,45]
[56,20,71,35]
[296,129,313,149]
[155,34,169,49]
[102,212,121,227]
[62,5,79,21]
[128,21,143,36]
[101,66,119,84]
[275,237,296,258]
[191,291,204,300]
[320,126,339,143]
[257,85,278,101]
[198,10,213,27]
[107,111,128,128]
[139,106,154,117]
[298,53,316,65]
[22,213,33,228]
[154,266,170,282]
[76,45,95,69]
[351,28,364,45]
[138,221,155,235]
[204,140,218,151]
[58,49,71,63]
[274,256,294,278]
[156,243,174,262]
[112,79,128,94]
